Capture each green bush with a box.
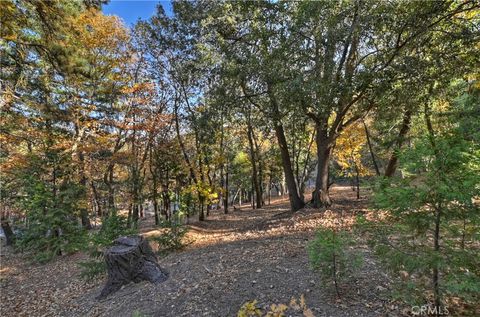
[16,168,87,263]
[370,132,480,310]
[307,227,362,297]
[79,213,137,280]
[150,217,188,256]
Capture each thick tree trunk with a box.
[385,109,412,177]
[98,235,168,299]
[313,126,332,208]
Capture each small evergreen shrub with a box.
[79,213,137,280]
[150,216,188,256]
[16,169,87,263]
[370,133,480,311]
[307,227,362,297]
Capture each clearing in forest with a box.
[0,186,399,317]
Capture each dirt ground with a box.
[1,186,404,317]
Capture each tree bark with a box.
[313,125,332,208]
[223,161,229,214]
[274,123,305,211]
[79,152,92,229]
[1,214,15,246]
[98,235,168,299]
[252,128,265,206]
[247,123,262,209]
[362,120,380,176]
[104,164,116,216]
[385,109,412,177]
[90,181,102,217]
[265,83,304,212]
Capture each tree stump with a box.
[97,235,168,299]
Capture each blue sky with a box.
[102,1,172,27]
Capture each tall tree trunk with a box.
[354,162,360,200]
[78,152,92,229]
[252,129,264,206]
[266,84,304,211]
[153,195,159,225]
[362,120,380,176]
[223,160,229,214]
[90,181,102,217]
[108,167,115,214]
[199,196,205,221]
[299,129,316,200]
[313,125,332,208]
[274,123,305,211]
[247,123,262,209]
[385,109,412,177]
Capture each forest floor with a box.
[0,186,407,317]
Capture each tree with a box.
[372,79,480,310]
[333,122,371,199]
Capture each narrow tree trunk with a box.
[153,198,159,226]
[247,123,262,209]
[252,129,265,206]
[354,162,360,200]
[151,176,159,225]
[362,120,380,176]
[199,196,205,221]
[162,190,170,221]
[104,164,116,216]
[79,152,92,229]
[224,162,229,214]
[268,174,272,205]
[267,85,304,211]
[385,109,412,177]
[90,181,102,217]
[1,212,15,246]
[274,123,305,211]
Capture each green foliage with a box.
[79,214,137,280]
[371,129,480,307]
[15,154,86,263]
[150,217,188,257]
[307,227,362,296]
